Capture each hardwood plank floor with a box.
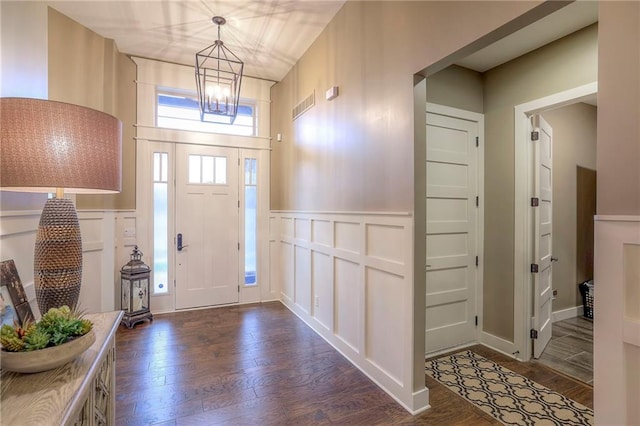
[116,302,592,425]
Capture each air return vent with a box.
[292,91,315,120]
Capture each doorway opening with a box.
[514,82,597,384]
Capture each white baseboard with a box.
[552,305,584,323]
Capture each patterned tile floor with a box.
[536,316,593,384]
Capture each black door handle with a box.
[177,233,188,251]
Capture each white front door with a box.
[425,108,480,354]
[532,115,553,358]
[175,144,239,309]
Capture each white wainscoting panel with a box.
[594,216,640,425]
[271,211,426,413]
[1,209,131,317]
[0,210,41,317]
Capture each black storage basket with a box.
[579,281,594,320]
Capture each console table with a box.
[1,310,123,425]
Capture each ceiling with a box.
[47,0,346,82]
[46,0,597,83]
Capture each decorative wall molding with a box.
[270,210,428,413]
[594,215,640,425]
[0,208,136,316]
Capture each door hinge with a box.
[531,131,539,141]
[238,242,240,250]
[173,280,176,288]
[475,256,479,267]
[531,263,539,273]
[238,200,240,208]
[238,157,241,166]
[475,196,479,207]
[530,329,538,339]
[475,136,479,147]
[531,197,539,207]
[238,285,240,292]
[475,315,478,327]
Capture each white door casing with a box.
[175,144,240,309]
[513,82,597,361]
[531,114,553,358]
[425,104,483,354]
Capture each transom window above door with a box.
[188,155,227,184]
[157,92,255,136]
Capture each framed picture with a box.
[0,260,34,326]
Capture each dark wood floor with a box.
[115,302,593,425]
[537,316,593,384]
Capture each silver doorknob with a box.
[551,257,559,262]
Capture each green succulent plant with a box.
[0,306,93,353]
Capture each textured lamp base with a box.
[34,198,83,313]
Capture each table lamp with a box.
[0,98,122,314]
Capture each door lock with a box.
[177,233,189,251]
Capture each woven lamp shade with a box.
[0,98,122,313]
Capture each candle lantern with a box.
[120,246,153,328]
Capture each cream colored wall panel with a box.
[426,300,467,329]
[294,246,311,314]
[625,345,640,424]
[78,250,102,313]
[366,224,404,264]
[334,221,360,254]
[334,257,361,352]
[365,267,403,383]
[281,242,294,302]
[427,233,468,258]
[294,218,310,242]
[311,250,332,331]
[624,244,640,320]
[311,219,331,247]
[281,217,294,238]
[426,267,468,295]
[269,240,280,297]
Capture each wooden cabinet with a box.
[1,311,123,425]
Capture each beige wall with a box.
[426,65,484,113]
[482,24,597,340]
[541,103,597,312]
[270,1,548,211]
[597,2,640,216]
[47,8,136,210]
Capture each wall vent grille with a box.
[292,91,315,120]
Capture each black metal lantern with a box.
[120,246,153,328]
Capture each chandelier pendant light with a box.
[195,16,244,124]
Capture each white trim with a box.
[425,342,477,359]
[513,82,597,361]
[595,215,640,222]
[552,305,584,323]
[426,103,485,351]
[271,210,412,217]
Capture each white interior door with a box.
[175,144,239,309]
[532,114,553,358]
[425,110,479,354]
